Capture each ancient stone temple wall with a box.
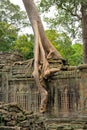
[0,52,87,118]
[0,52,23,104]
[46,70,80,117]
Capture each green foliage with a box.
[70,43,83,65]
[38,0,85,64]
[56,33,73,61]
[39,0,83,42]
[45,30,59,50]
[0,21,17,51]
[0,0,32,58]
[0,0,29,31]
[40,0,86,14]
[0,0,83,64]
[46,30,82,65]
[12,34,34,60]
[57,34,83,66]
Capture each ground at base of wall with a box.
[0,103,87,130]
[0,103,46,130]
[45,117,87,130]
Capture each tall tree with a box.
[40,0,87,63]
[22,0,65,113]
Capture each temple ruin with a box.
[0,51,87,119]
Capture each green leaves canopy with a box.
[0,0,83,63]
[0,0,34,59]
[0,21,17,51]
[12,35,34,59]
[46,30,82,65]
[0,0,29,31]
[39,0,84,42]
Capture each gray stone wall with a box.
[0,52,87,118]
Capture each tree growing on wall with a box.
[22,0,65,113]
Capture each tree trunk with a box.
[81,3,87,63]
[22,0,65,113]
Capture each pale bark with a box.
[22,0,65,113]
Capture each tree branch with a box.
[56,2,82,20]
[69,6,82,20]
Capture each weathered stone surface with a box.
[1,52,87,129]
[45,119,87,130]
[0,52,86,117]
[0,51,23,65]
[0,103,46,130]
[0,126,20,130]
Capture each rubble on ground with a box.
[0,103,46,130]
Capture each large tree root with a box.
[22,0,65,113]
